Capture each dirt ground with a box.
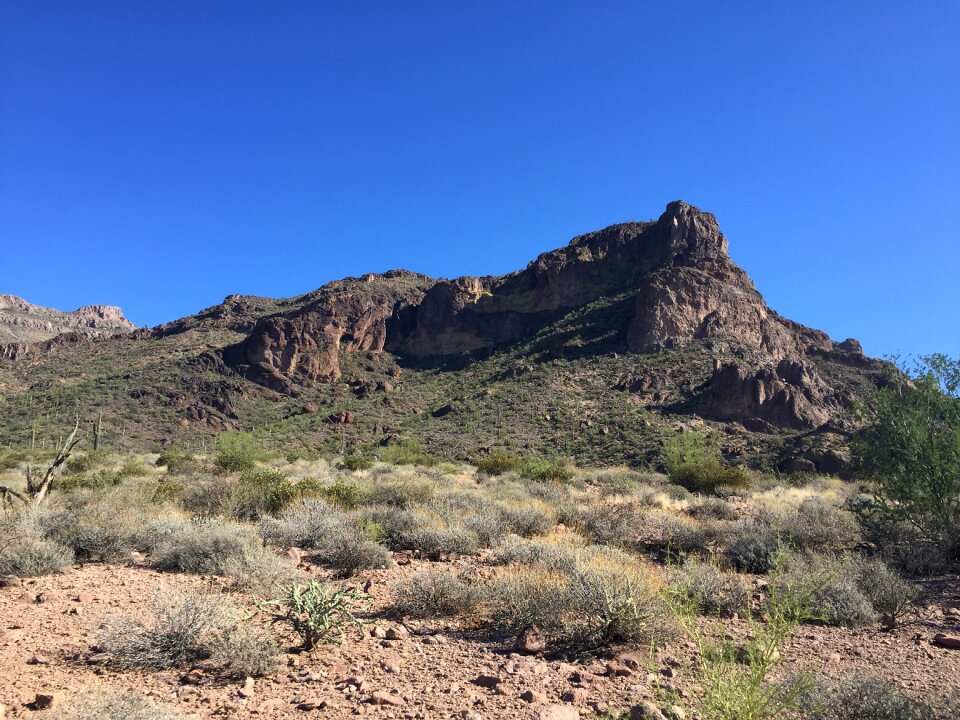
[1,560,959,720]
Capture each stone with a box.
[369,691,404,706]
[630,701,667,720]
[284,547,303,566]
[538,704,580,720]
[27,654,51,665]
[521,690,548,704]
[561,688,589,704]
[33,693,62,710]
[516,624,547,654]
[932,634,960,650]
[606,661,632,677]
[385,626,408,640]
[667,705,686,720]
[471,675,501,689]
[297,698,328,710]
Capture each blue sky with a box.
[1,2,958,358]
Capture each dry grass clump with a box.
[259,499,393,574]
[98,589,278,675]
[687,496,739,521]
[391,566,481,618]
[60,690,188,720]
[671,559,749,617]
[483,541,672,650]
[775,552,914,627]
[798,675,941,720]
[0,513,73,577]
[37,490,144,563]
[577,501,646,547]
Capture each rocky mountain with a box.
[0,294,135,355]
[0,202,886,472]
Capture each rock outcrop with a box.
[0,294,135,345]
[216,201,875,433]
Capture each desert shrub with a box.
[520,457,575,483]
[99,591,225,670]
[401,525,479,557]
[57,468,124,491]
[661,483,694,501]
[672,461,752,494]
[852,355,960,561]
[119,457,148,478]
[149,479,186,505]
[578,501,645,547]
[725,516,780,573]
[153,521,255,575]
[207,625,280,677]
[650,513,717,554]
[337,454,374,471]
[259,498,348,547]
[320,478,371,509]
[65,450,109,475]
[844,556,915,617]
[255,580,366,649]
[482,546,671,650]
[131,517,191,553]
[0,515,73,577]
[38,497,139,563]
[214,432,266,473]
[368,479,434,508]
[663,429,721,473]
[669,551,827,720]
[475,450,523,476]
[688,496,739,521]
[62,690,184,720]
[392,567,481,618]
[798,675,935,720]
[377,439,437,467]
[778,498,859,551]
[883,536,951,577]
[260,500,392,575]
[237,468,321,518]
[154,447,199,474]
[672,559,749,617]
[775,552,912,627]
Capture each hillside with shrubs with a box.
[0,354,958,719]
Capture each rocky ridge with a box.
[0,294,135,355]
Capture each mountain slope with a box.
[0,202,885,471]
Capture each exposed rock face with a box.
[223,271,433,392]
[216,201,873,434]
[0,294,134,345]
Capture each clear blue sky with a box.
[2,2,958,359]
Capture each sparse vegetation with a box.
[255,580,367,650]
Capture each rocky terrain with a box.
[0,202,887,472]
[0,295,135,358]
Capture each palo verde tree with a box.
[851,354,960,558]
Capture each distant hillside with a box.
[0,294,135,346]
[0,202,887,472]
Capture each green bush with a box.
[377,439,437,467]
[154,447,199,474]
[662,429,722,474]
[214,432,266,473]
[319,478,371,509]
[779,498,858,551]
[671,460,752,494]
[255,580,366,650]
[474,449,522,476]
[337,453,374,471]
[852,354,960,561]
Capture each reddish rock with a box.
[516,624,547,654]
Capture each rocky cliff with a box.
[220,201,877,433]
[0,294,135,347]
